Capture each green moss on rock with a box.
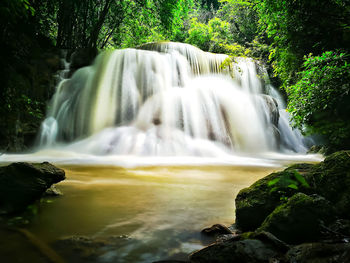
[235,166,313,231]
[257,193,334,244]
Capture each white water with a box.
[1,42,321,166]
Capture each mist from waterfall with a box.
[33,42,313,164]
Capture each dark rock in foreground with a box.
[0,162,65,214]
[258,193,335,244]
[190,232,287,263]
[236,151,350,232]
[286,242,350,263]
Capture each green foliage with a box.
[185,16,251,56]
[287,51,350,149]
[268,170,310,201]
[268,170,310,192]
[185,17,211,50]
[20,95,45,120]
[218,0,258,45]
[255,0,350,86]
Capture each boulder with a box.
[235,163,313,231]
[189,233,286,263]
[307,151,350,218]
[0,162,65,214]
[286,242,350,263]
[258,193,335,244]
[201,224,233,238]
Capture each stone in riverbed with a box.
[53,235,131,263]
[201,224,233,238]
[0,162,65,214]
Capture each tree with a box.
[287,51,350,150]
[255,0,350,86]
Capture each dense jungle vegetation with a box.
[1,0,350,152]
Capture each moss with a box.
[235,168,312,231]
[235,151,350,233]
[257,193,334,244]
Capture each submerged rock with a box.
[0,162,65,214]
[53,235,130,263]
[44,185,63,197]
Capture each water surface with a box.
[26,165,278,262]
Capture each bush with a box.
[287,51,350,150]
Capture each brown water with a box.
[18,165,279,262]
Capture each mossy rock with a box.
[286,242,350,263]
[307,151,350,218]
[257,193,335,244]
[189,232,287,263]
[235,163,314,231]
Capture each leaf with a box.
[268,178,280,186]
[293,171,310,187]
[287,184,298,190]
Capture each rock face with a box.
[69,48,98,76]
[0,162,65,214]
[0,46,61,152]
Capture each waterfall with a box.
[37,42,307,157]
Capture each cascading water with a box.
[0,42,322,263]
[37,42,309,160]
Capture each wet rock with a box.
[328,219,350,237]
[0,162,65,214]
[53,235,130,263]
[261,95,280,127]
[235,163,313,232]
[286,242,350,263]
[307,151,350,218]
[189,234,285,263]
[69,48,98,76]
[44,185,63,197]
[258,193,335,244]
[201,224,232,238]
